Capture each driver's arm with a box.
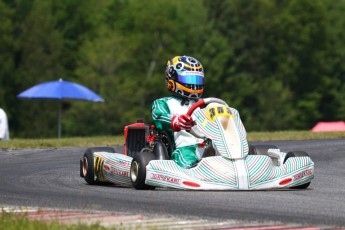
[151,98,173,132]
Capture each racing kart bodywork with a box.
[80,98,314,190]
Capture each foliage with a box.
[0,0,344,138]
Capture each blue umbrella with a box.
[17,79,104,138]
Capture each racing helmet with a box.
[165,55,204,99]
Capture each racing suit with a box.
[152,95,201,168]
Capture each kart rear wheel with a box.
[130,149,155,190]
[81,147,115,185]
[284,151,311,189]
[82,149,95,185]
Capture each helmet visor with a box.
[177,74,204,85]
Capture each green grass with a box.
[248,130,345,141]
[0,136,123,149]
[0,131,344,149]
[0,211,113,230]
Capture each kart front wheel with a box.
[130,149,155,190]
[291,182,311,189]
[283,150,309,163]
[284,151,311,189]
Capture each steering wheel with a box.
[187,98,228,116]
[186,98,228,138]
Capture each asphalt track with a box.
[0,139,344,228]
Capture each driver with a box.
[151,55,204,168]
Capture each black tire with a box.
[249,145,278,155]
[153,139,169,160]
[283,150,309,163]
[159,130,174,157]
[130,149,156,190]
[291,182,311,189]
[283,151,311,189]
[81,147,115,185]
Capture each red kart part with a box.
[123,121,149,156]
[187,98,228,116]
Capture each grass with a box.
[248,130,345,141]
[0,136,123,149]
[0,131,344,149]
[0,211,114,230]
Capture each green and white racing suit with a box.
[151,96,203,168]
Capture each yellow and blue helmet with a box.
[165,55,204,99]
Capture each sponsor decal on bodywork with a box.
[151,173,181,185]
[104,163,128,177]
[293,169,313,181]
[110,167,129,177]
[104,164,110,171]
[115,160,130,168]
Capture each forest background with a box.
[1,0,345,138]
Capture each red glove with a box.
[171,114,194,132]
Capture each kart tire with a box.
[291,182,311,189]
[283,150,309,163]
[159,130,174,157]
[130,149,156,190]
[249,145,278,155]
[283,151,311,189]
[81,147,115,185]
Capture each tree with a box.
[318,0,345,122]
[203,0,336,131]
[70,0,210,135]
[1,0,345,137]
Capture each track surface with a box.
[0,139,344,228]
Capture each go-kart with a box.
[80,98,314,190]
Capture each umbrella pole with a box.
[58,101,62,138]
